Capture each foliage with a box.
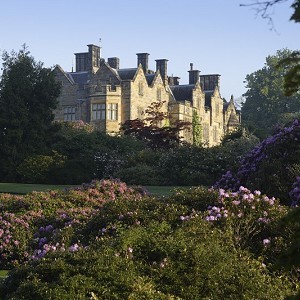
[205,186,288,259]
[121,101,191,150]
[0,46,61,181]
[241,49,300,139]
[215,119,300,205]
[116,164,162,185]
[0,182,296,299]
[192,110,202,146]
[278,50,300,96]
[46,126,145,184]
[291,0,300,22]
[158,133,259,186]
[17,151,66,183]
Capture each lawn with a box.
[0,270,9,283]
[0,183,189,197]
[0,183,76,194]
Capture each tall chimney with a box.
[188,63,200,85]
[200,74,221,91]
[74,52,88,72]
[108,57,120,69]
[155,59,168,86]
[87,44,100,72]
[136,53,149,74]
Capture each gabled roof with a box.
[145,74,155,85]
[68,71,89,85]
[54,65,75,85]
[100,62,122,81]
[170,84,195,102]
[117,68,138,80]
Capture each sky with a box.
[0,0,298,103]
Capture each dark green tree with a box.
[0,46,61,181]
[241,49,300,138]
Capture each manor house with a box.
[54,44,240,146]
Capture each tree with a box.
[240,0,300,26]
[0,46,61,181]
[241,1,300,97]
[241,49,300,138]
[120,101,191,150]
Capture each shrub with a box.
[115,164,162,185]
[215,119,300,204]
[1,218,294,300]
[17,151,66,183]
[0,180,298,299]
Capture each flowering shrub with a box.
[60,120,95,133]
[204,186,288,256]
[215,119,300,204]
[0,181,299,299]
[1,216,294,299]
[0,212,34,268]
[0,179,145,268]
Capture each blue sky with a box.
[0,0,298,102]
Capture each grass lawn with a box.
[0,270,8,278]
[0,270,9,284]
[144,185,189,197]
[0,183,76,194]
[0,183,189,197]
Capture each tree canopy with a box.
[0,46,61,181]
[241,49,300,138]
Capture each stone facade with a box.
[53,44,241,146]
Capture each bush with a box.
[17,151,66,183]
[1,217,294,300]
[216,119,300,205]
[116,164,162,185]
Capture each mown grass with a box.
[0,183,189,197]
[0,270,9,284]
[0,183,76,194]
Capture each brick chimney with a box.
[87,44,100,72]
[136,53,149,74]
[108,57,120,69]
[188,63,200,85]
[200,74,221,91]
[168,76,180,86]
[155,59,168,86]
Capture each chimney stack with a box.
[87,44,100,72]
[200,74,221,91]
[136,53,149,74]
[155,59,168,86]
[188,63,200,85]
[108,57,120,69]
[168,76,180,86]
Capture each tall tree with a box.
[241,49,300,138]
[120,101,191,150]
[0,46,60,181]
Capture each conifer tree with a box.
[0,45,60,181]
